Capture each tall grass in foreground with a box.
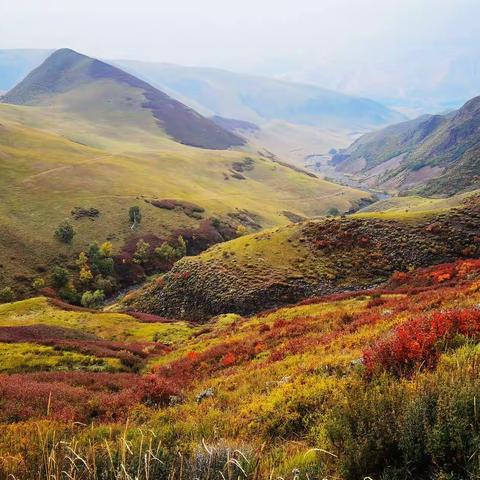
[0,422,271,480]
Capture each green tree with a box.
[129,206,142,230]
[87,243,114,276]
[0,287,15,303]
[32,277,45,291]
[327,207,340,217]
[81,289,105,308]
[54,221,76,244]
[176,235,187,259]
[133,239,150,265]
[155,242,177,262]
[51,266,70,288]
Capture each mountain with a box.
[2,48,244,150]
[331,96,480,196]
[115,60,406,130]
[0,50,406,166]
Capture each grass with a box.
[2,260,480,477]
[0,297,196,344]
[355,190,480,218]
[0,101,369,293]
[0,342,121,373]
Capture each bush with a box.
[31,277,45,291]
[155,242,176,262]
[51,266,70,288]
[54,221,75,244]
[176,235,187,258]
[81,289,105,308]
[363,309,480,377]
[133,239,150,265]
[59,286,81,304]
[0,287,15,303]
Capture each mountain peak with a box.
[2,49,245,150]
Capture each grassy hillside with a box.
[0,102,370,296]
[2,258,480,478]
[120,195,480,320]
[332,96,480,195]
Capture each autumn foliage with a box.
[363,308,480,376]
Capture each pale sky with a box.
[1,0,479,110]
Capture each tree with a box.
[176,235,187,259]
[54,221,76,244]
[81,289,105,308]
[88,243,114,276]
[129,206,142,230]
[99,241,113,258]
[327,207,340,217]
[51,266,70,288]
[32,278,45,291]
[79,266,93,284]
[155,242,177,262]
[76,251,89,268]
[133,239,150,265]
[0,287,15,303]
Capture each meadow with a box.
[2,258,480,479]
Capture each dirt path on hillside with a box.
[20,155,111,183]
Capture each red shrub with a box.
[363,308,480,377]
[0,372,181,423]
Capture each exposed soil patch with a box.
[147,199,205,219]
[71,207,100,220]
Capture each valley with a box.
[1,31,480,480]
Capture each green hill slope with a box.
[120,195,480,320]
[0,101,371,296]
[332,96,480,195]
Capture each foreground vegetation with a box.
[1,257,480,478]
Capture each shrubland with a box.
[1,257,480,478]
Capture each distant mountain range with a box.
[332,96,480,196]
[115,60,406,129]
[0,49,405,132]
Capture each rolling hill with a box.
[331,95,480,195]
[120,194,480,320]
[0,49,373,296]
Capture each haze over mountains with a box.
[0,48,410,165]
[3,48,244,150]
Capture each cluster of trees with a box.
[54,205,143,246]
[0,205,194,306]
[42,241,116,307]
[132,236,187,266]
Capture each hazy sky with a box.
[2,0,479,111]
